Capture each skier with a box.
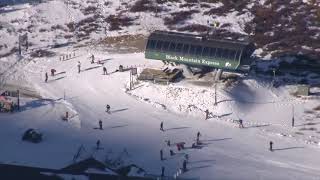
[166,140,170,146]
[182,159,187,172]
[160,149,164,161]
[160,121,164,131]
[91,54,95,64]
[63,111,69,121]
[161,166,165,178]
[184,154,189,163]
[99,120,103,130]
[10,103,14,113]
[239,119,244,128]
[176,143,181,151]
[77,61,81,73]
[106,104,110,113]
[170,149,174,156]
[103,66,107,75]
[50,69,56,76]
[292,116,295,127]
[45,72,48,83]
[96,140,100,150]
[269,141,273,151]
[196,131,201,142]
[205,109,210,120]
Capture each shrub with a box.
[200,3,211,8]
[156,0,180,3]
[313,105,320,111]
[130,0,159,13]
[177,24,210,32]
[164,10,199,26]
[83,6,97,15]
[105,15,137,31]
[39,28,47,32]
[185,0,198,2]
[179,3,195,8]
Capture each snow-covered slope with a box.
[1,48,320,179]
[1,1,320,179]
[0,0,319,59]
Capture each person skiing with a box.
[106,104,110,113]
[239,119,244,128]
[160,149,164,161]
[45,72,48,83]
[196,131,201,141]
[161,166,165,177]
[176,143,181,151]
[96,140,100,150]
[184,154,189,163]
[182,159,187,172]
[91,54,95,64]
[50,69,56,76]
[160,121,164,131]
[99,120,103,130]
[205,109,210,120]
[170,149,174,156]
[103,66,107,75]
[166,140,170,146]
[292,116,295,127]
[77,61,81,73]
[63,111,69,121]
[269,141,273,151]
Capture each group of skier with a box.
[160,121,203,176]
[96,104,111,130]
[44,69,57,83]
[45,54,110,82]
[205,109,244,128]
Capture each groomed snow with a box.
[1,48,320,179]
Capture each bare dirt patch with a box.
[99,34,147,53]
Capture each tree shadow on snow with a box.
[273,146,304,151]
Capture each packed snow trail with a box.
[0,51,320,180]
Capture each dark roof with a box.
[148,30,252,50]
[61,157,110,173]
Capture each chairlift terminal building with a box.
[145,31,255,71]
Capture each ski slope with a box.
[1,47,320,179]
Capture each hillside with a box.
[1,1,320,180]
[0,0,319,60]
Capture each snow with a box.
[85,168,117,175]
[1,1,320,179]
[0,48,320,179]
